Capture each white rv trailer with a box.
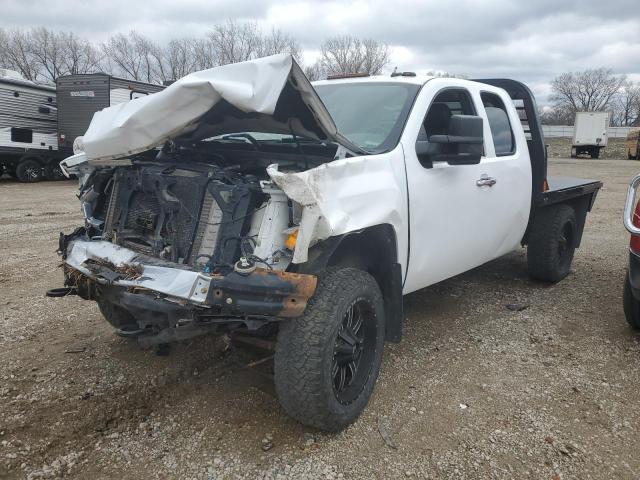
[0,69,62,182]
[56,74,164,158]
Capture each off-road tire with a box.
[623,272,640,330]
[274,268,385,431]
[527,205,576,283]
[15,158,44,182]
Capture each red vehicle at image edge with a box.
[623,176,640,329]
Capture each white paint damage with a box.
[267,151,406,264]
[66,240,212,304]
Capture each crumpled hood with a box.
[83,54,355,161]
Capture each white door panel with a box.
[401,79,531,294]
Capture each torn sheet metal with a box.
[65,240,212,304]
[82,54,350,161]
[65,240,318,315]
[267,151,409,268]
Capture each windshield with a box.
[314,82,421,153]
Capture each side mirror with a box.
[415,115,484,167]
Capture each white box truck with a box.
[571,111,610,159]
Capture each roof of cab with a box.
[313,74,433,87]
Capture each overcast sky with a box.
[2,0,639,103]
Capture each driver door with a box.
[401,83,529,294]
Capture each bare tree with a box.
[319,35,390,76]
[0,28,40,81]
[192,38,216,70]
[102,31,163,83]
[28,27,63,82]
[257,28,301,60]
[208,20,260,65]
[208,19,301,66]
[360,38,391,76]
[539,107,574,126]
[161,38,199,81]
[612,81,640,127]
[550,68,626,118]
[60,31,101,75]
[304,62,326,81]
[0,27,101,82]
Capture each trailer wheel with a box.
[592,148,600,159]
[527,205,576,283]
[274,267,385,431]
[45,160,66,181]
[623,273,640,330]
[15,158,44,182]
[570,147,577,158]
[5,165,17,179]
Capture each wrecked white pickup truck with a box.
[51,54,601,431]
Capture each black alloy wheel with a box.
[332,298,377,405]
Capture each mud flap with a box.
[384,263,404,343]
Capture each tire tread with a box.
[274,267,384,431]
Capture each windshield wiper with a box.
[221,133,260,149]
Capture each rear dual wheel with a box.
[274,268,385,431]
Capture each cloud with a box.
[1,0,639,104]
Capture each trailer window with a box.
[11,128,33,143]
[481,92,515,156]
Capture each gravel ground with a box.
[546,137,630,160]
[1,158,640,479]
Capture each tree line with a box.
[1,23,638,126]
[0,22,390,85]
[544,68,639,127]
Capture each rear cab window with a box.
[481,92,515,156]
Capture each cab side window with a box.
[481,92,515,156]
[418,89,476,141]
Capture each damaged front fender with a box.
[267,149,408,267]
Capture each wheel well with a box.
[524,197,590,249]
[326,224,404,342]
[19,155,45,165]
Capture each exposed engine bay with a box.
[81,137,339,269]
[53,53,406,349]
[86,157,285,273]
[57,139,342,346]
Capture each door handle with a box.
[476,175,497,187]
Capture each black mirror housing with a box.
[415,115,484,167]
